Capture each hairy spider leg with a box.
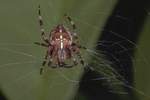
[40,51,49,74]
[64,14,76,30]
[34,42,48,47]
[38,5,49,44]
[77,52,85,66]
[64,14,79,39]
[64,54,78,68]
[72,56,78,65]
[78,46,95,71]
[48,60,52,67]
[64,14,87,67]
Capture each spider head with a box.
[55,24,66,33]
[50,24,72,47]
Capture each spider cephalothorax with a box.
[35,5,85,74]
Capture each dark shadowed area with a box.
[0,90,7,100]
[77,0,149,100]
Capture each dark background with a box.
[77,0,149,100]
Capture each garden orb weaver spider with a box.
[35,5,86,74]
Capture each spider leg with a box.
[64,14,76,30]
[40,51,48,75]
[77,52,85,66]
[48,59,52,66]
[71,43,86,66]
[72,43,87,51]
[76,46,94,71]
[64,14,78,38]
[73,58,78,65]
[64,15,89,69]
[38,5,49,44]
[63,58,78,68]
[77,45,87,50]
[34,42,48,47]
[77,52,92,71]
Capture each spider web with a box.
[0,0,150,100]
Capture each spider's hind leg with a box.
[78,54,85,66]
[40,51,49,75]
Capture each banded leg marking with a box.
[38,5,49,44]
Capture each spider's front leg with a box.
[34,42,48,47]
[64,14,76,30]
[64,14,78,38]
[38,5,49,44]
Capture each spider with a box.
[35,5,86,74]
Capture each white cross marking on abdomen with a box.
[60,35,63,49]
